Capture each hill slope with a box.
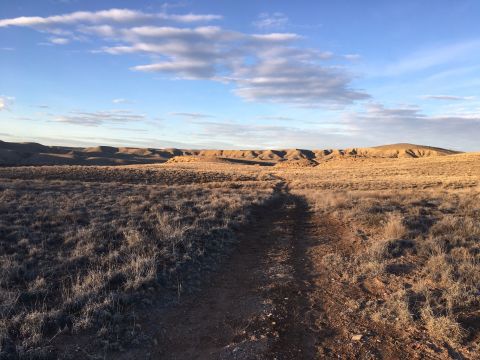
[0,140,462,166]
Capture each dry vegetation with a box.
[0,167,277,358]
[1,149,479,358]
[291,156,480,357]
[284,152,480,190]
[0,164,271,185]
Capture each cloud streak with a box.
[380,39,480,77]
[169,112,214,119]
[54,109,146,126]
[253,12,289,30]
[49,37,70,45]
[421,94,475,101]
[0,9,222,28]
[256,115,295,121]
[112,98,133,104]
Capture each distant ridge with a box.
[0,140,462,166]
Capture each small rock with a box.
[352,334,363,341]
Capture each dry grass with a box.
[283,152,480,190]
[287,154,480,356]
[0,162,275,185]
[1,152,479,357]
[0,168,277,357]
[300,188,480,351]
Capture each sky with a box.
[1,0,479,151]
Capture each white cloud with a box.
[0,8,368,107]
[232,58,368,106]
[132,60,214,78]
[167,13,222,23]
[112,98,133,104]
[344,54,361,61]
[0,9,222,28]
[253,12,289,30]
[79,24,116,37]
[421,95,475,101]
[250,33,300,42]
[0,96,14,111]
[50,37,70,44]
[54,109,146,126]
[119,25,366,105]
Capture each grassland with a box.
[0,150,479,359]
[284,152,480,190]
[0,167,276,358]
[298,188,480,355]
[288,153,480,358]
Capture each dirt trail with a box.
[99,184,416,359]
[114,187,314,359]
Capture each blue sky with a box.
[1,0,479,150]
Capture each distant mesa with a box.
[0,140,462,167]
[369,143,459,157]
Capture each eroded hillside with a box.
[0,140,461,166]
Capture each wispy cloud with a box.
[421,94,475,101]
[341,102,480,150]
[112,98,133,104]
[54,109,146,126]
[169,112,214,119]
[0,8,368,107]
[256,115,294,121]
[0,133,206,149]
[380,39,480,76]
[191,120,349,148]
[0,9,222,28]
[344,54,361,61]
[49,37,70,45]
[253,12,289,30]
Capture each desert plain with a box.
[0,140,479,359]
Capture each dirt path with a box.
[66,185,420,359]
[112,190,313,359]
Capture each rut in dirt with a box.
[113,186,325,360]
[264,194,326,359]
